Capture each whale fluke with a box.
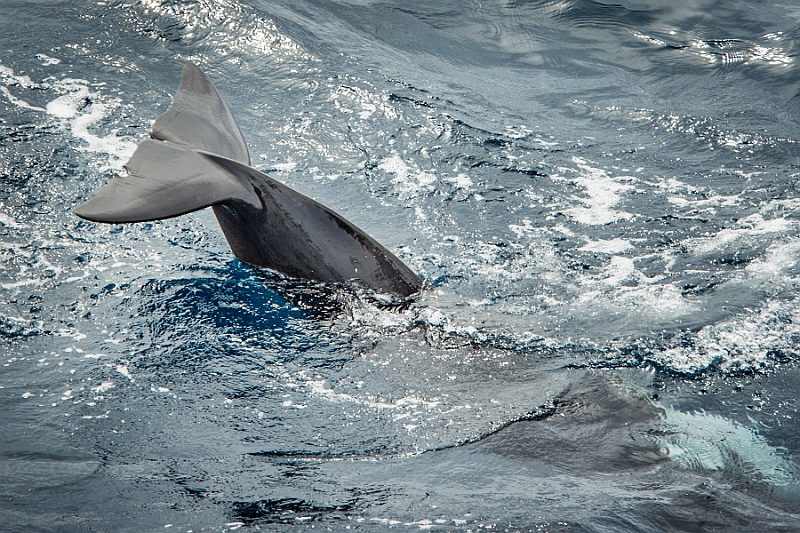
[150,63,250,165]
[73,139,261,223]
[75,63,421,297]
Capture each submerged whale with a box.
[75,63,421,297]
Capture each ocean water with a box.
[1,0,800,531]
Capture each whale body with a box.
[75,63,421,297]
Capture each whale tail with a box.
[74,63,259,223]
[74,63,422,296]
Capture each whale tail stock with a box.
[74,63,421,297]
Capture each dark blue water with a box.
[2,0,800,531]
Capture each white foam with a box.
[1,60,137,168]
[508,218,537,238]
[35,54,60,66]
[690,213,793,256]
[55,329,87,342]
[0,213,28,229]
[597,256,635,286]
[116,364,134,382]
[746,239,800,278]
[504,124,531,139]
[0,86,45,111]
[561,157,634,225]
[579,238,633,254]
[0,63,38,88]
[534,137,559,148]
[272,161,297,172]
[306,379,440,412]
[45,78,137,167]
[379,154,409,176]
[444,173,473,189]
[649,293,800,374]
[576,281,698,335]
[91,381,115,393]
[378,154,438,196]
[1,278,46,290]
[0,61,44,111]
[359,102,377,119]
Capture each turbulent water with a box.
[2,0,800,531]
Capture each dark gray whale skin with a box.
[74,63,421,297]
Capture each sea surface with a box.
[2,0,800,531]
